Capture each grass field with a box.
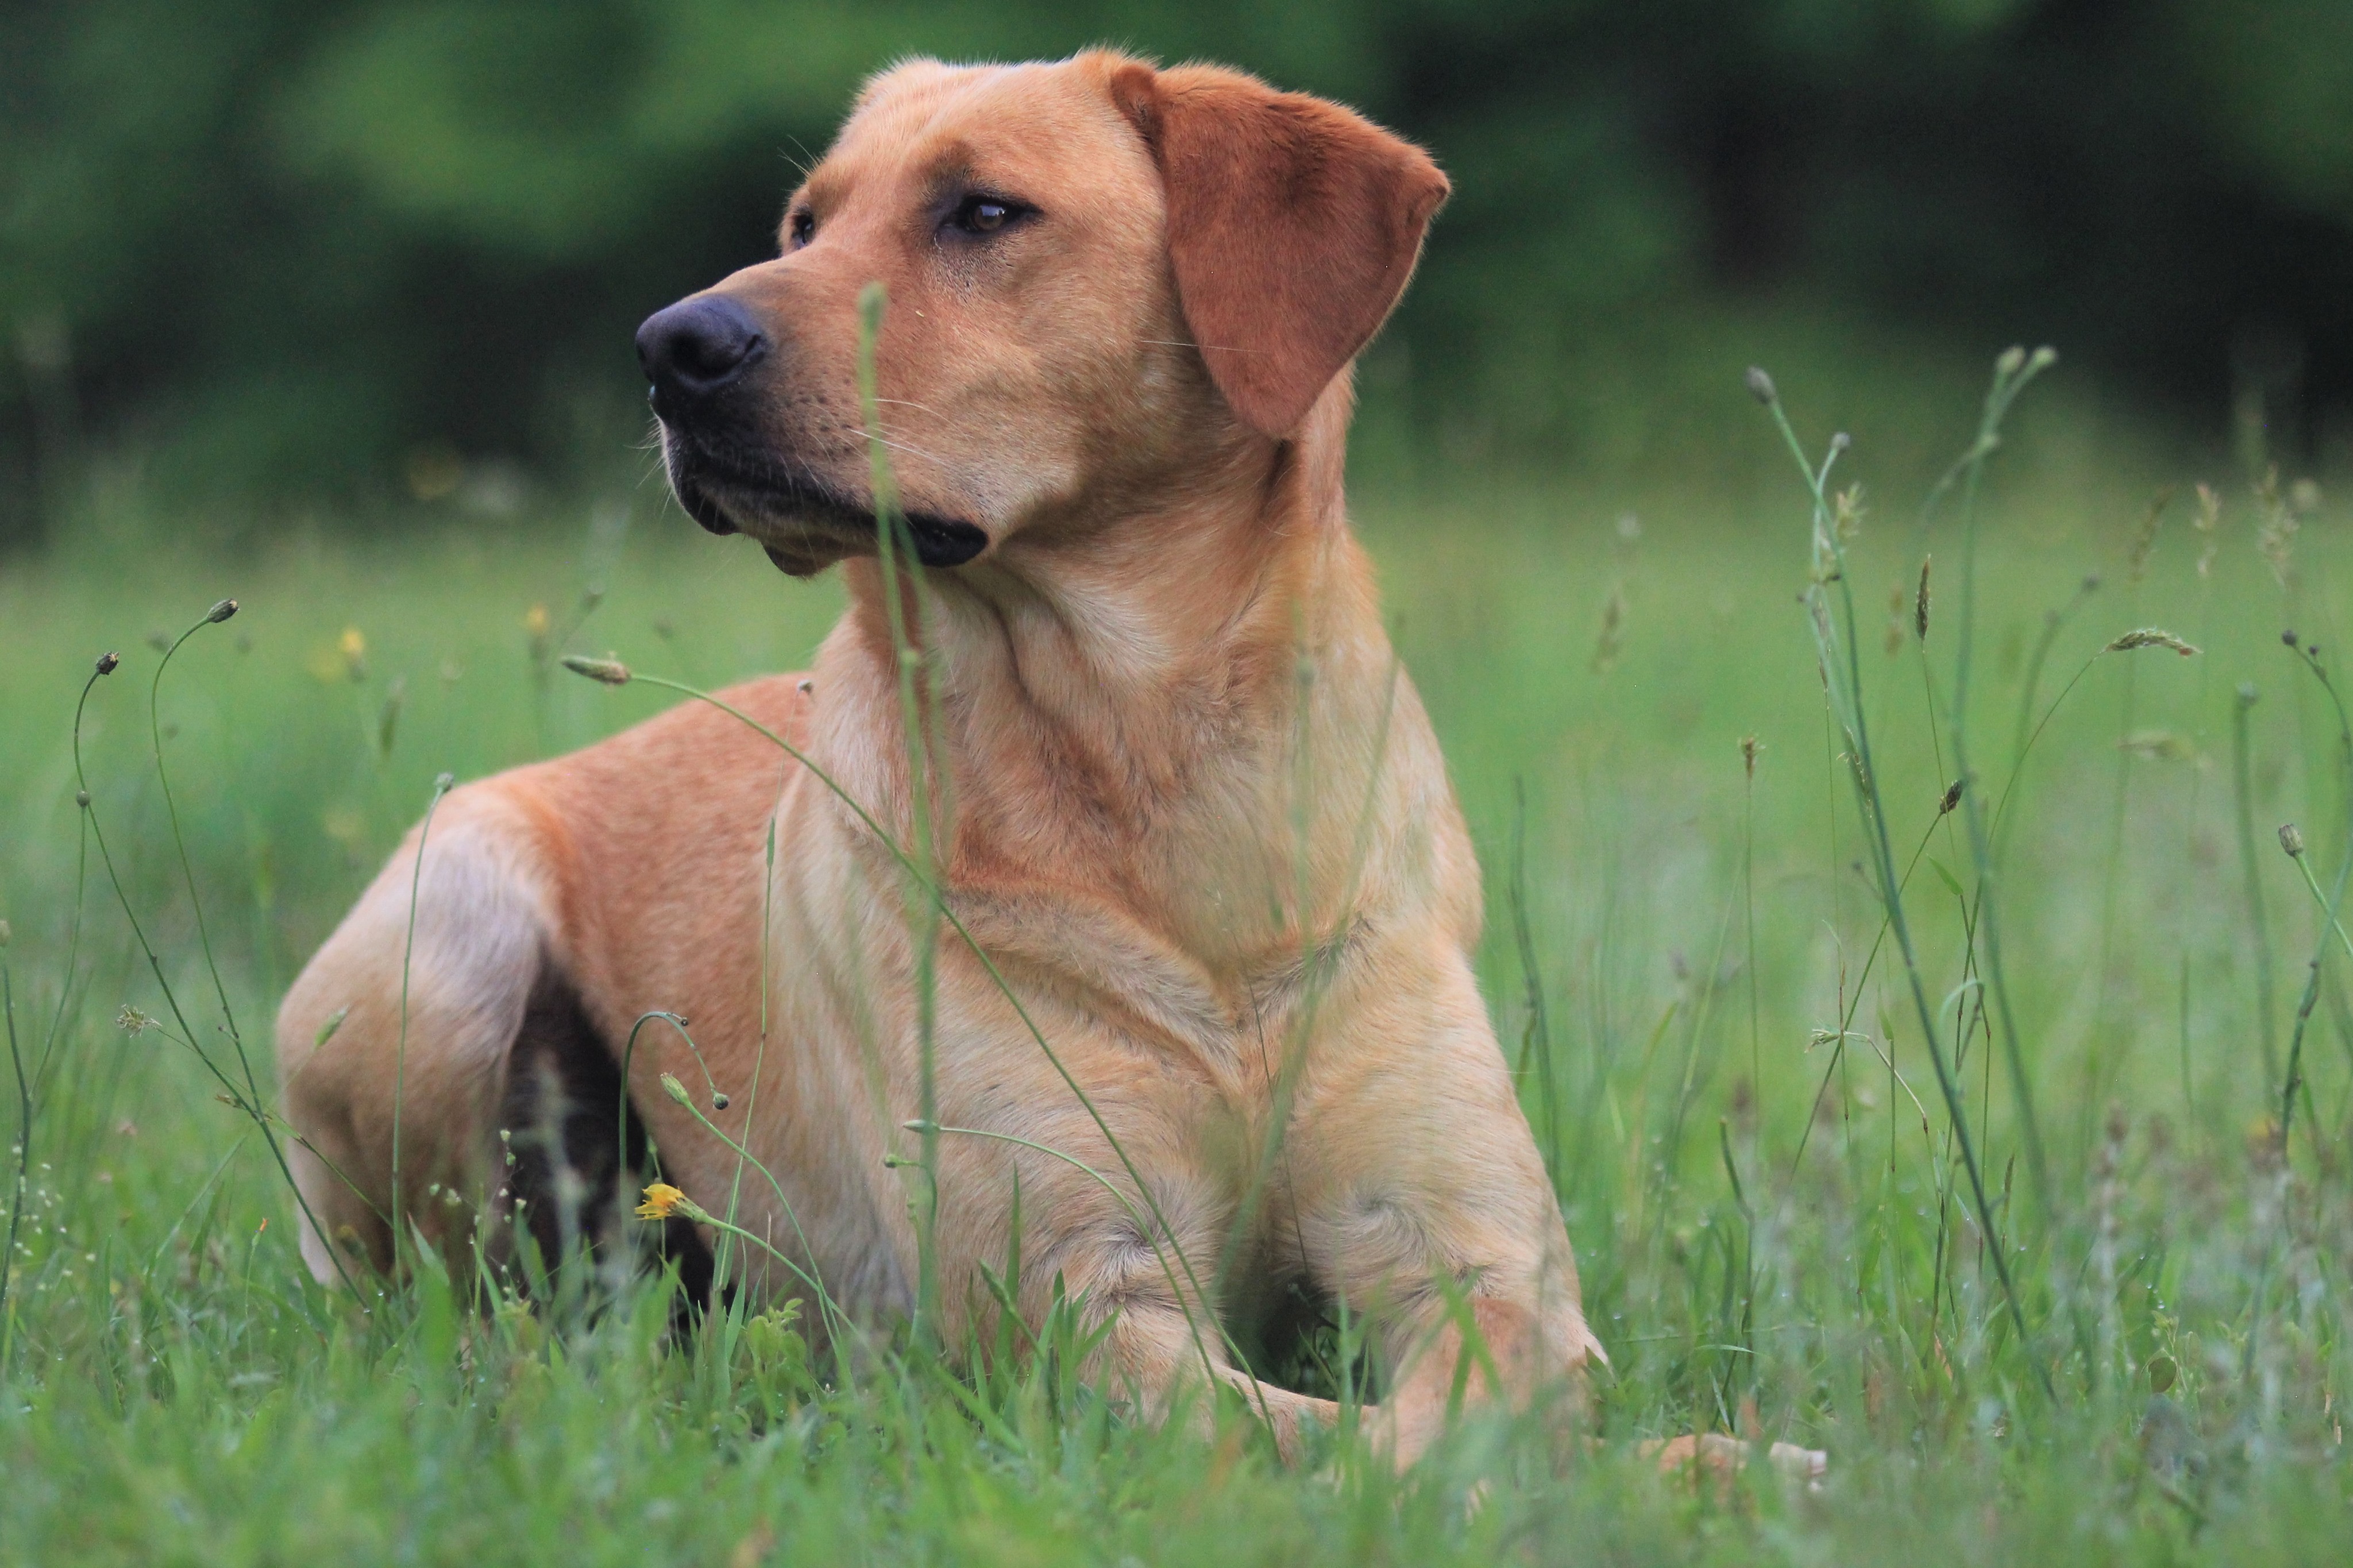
[1,362,2348,1562]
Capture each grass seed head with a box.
[2117,730,2195,762]
[2106,628,2199,656]
[94,650,119,675]
[115,1005,157,1037]
[561,654,632,686]
[2258,466,2300,585]
[1833,483,1864,544]
[1745,366,1777,405]
[2194,482,2221,532]
[1741,735,1760,778]
[1939,779,1964,814]
[2127,488,2173,583]
[1915,555,1931,640]
[2280,822,2306,859]
[1591,585,1626,674]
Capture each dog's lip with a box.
[669,445,988,568]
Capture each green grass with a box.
[2,366,2348,1563]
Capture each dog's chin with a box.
[668,461,989,577]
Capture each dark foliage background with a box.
[4,0,2351,537]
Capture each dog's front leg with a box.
[933,1110,1343,1463]
[1280,959,1602,1469]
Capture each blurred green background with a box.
[5,0,2353,540]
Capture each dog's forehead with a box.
[805,57,1146,208]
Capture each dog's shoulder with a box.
[496,671,814,843]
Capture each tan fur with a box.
[276,50,1819,1477]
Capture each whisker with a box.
[1137,338,1270,356]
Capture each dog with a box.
[276,48,1820,1477]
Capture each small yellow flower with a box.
[338,626,366,661]
[635,1182,685,1221]
[524,603,551,639]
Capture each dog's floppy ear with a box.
[1109,61,1449,439]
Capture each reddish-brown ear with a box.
[1110,61,1449,438]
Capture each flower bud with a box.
[1744,366,1777,405]
[2281,822,2306,859]
[206,598,238,624]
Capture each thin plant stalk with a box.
[1936,353,2058,1218]
[1742,743,1762,1141]
[650,1070,856,1351]
[2234,687,2282,1087]
[72,646,367,1309]
[389,770,456,1277]
[148,604,263,1107]
[1,960,24,1328]
[1509,782,1561,1188]
[856,281,946,1352]
[1759,372,2045,1388]
[2278,642,2353,1148]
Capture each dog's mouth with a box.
[665,439,989,577]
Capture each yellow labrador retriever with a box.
[276,48,1817,1476]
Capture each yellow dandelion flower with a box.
[635,1182,685,1221]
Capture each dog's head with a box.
[636,51,1448,576]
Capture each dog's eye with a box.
[946,194,1028,238]
[788,210,816,249]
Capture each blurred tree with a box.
[2,0,2350,535]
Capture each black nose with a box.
[636,295,767,418]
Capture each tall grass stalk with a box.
[854,282,946,1352]
[388,769,454,1278]
[1756,367,2044,1387]
[72,639,367,1310]
[2234,685,2282,1088]
[1934,352,2057,1219]
[1509,783,1562,1191]
[2275,640,2353,1150]
[1,956,22,1330]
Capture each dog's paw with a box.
[1644,1432,1827,1493]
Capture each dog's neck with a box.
[812,380,1425,971]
